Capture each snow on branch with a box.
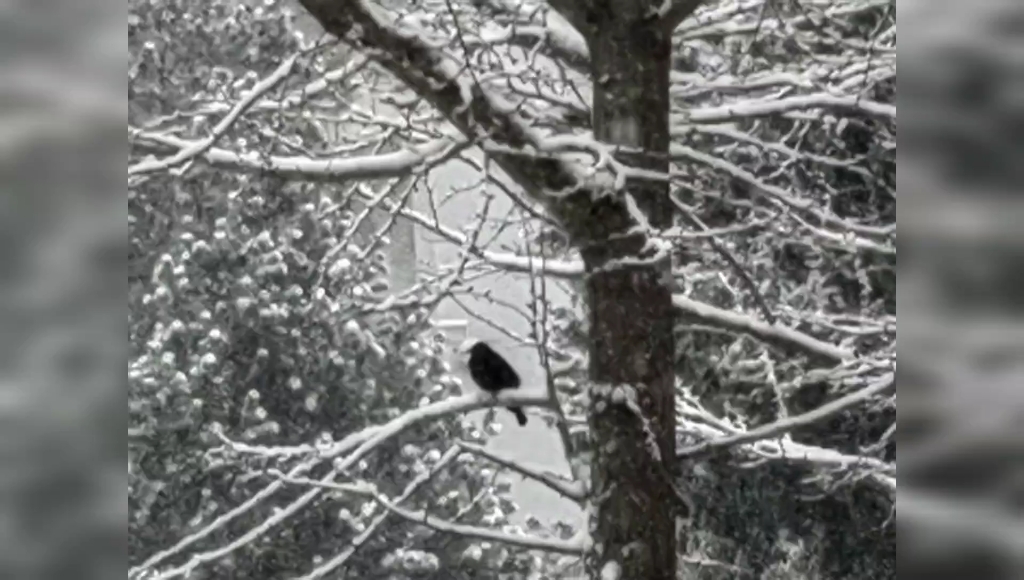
[130,130,464,183]
[677,403,895,498]
[344,185,863,369]
[131,424,391,577]
[129,55,298,177]
[347,183,585,279]
[653,0,707,31]
[677,373,894,459]
[129,426,383,579]
[191,58,370,117]
[456,441,586,501]
[128,467,297,577]
[136,417,407,579]
[669,143,894,253]
[272,466,588,556]
[288,447,461,580]
[367,487,588,555]
[132,392,550,580]
[295,0,632,245]
[475,0,589,67]
[324,390,553,467]
[135,462,328,580]
[347,184,859,373]
[683,93,895,123]
[672,295,855,364]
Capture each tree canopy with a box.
[129,0,896,578]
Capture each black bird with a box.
[460,340,527,426]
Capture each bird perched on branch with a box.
[458,339,527,426]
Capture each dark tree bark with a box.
[572,2,679,578]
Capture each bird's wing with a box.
[494,357,521,388]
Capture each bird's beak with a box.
[456,338,476,355]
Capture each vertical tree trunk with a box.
[580,4,678,579]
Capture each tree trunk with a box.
[580,4,678,579]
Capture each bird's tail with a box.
[509,406,528,426]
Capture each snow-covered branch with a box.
[134,461,327,580]
[129,55,298,177]
[295,0,649,249]
[129,427,382,579]
[655,0,707,30]
[475,0,589,67]
[347,183,585,279]
[274,466,588,556]
[669,143,894,253]
[130,131,464,183]
[289,447,462,580]
[324,390,553,466]
[457,441,586,501]
[672,295,855,365]
[132,391,551,580]
[681,93,896,123]
[677,405,895,498]
[369,489,588,555]
[190,58,370,117]
[677,373,894,459]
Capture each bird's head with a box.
[457,338,481,357]
[453,338,480,371]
